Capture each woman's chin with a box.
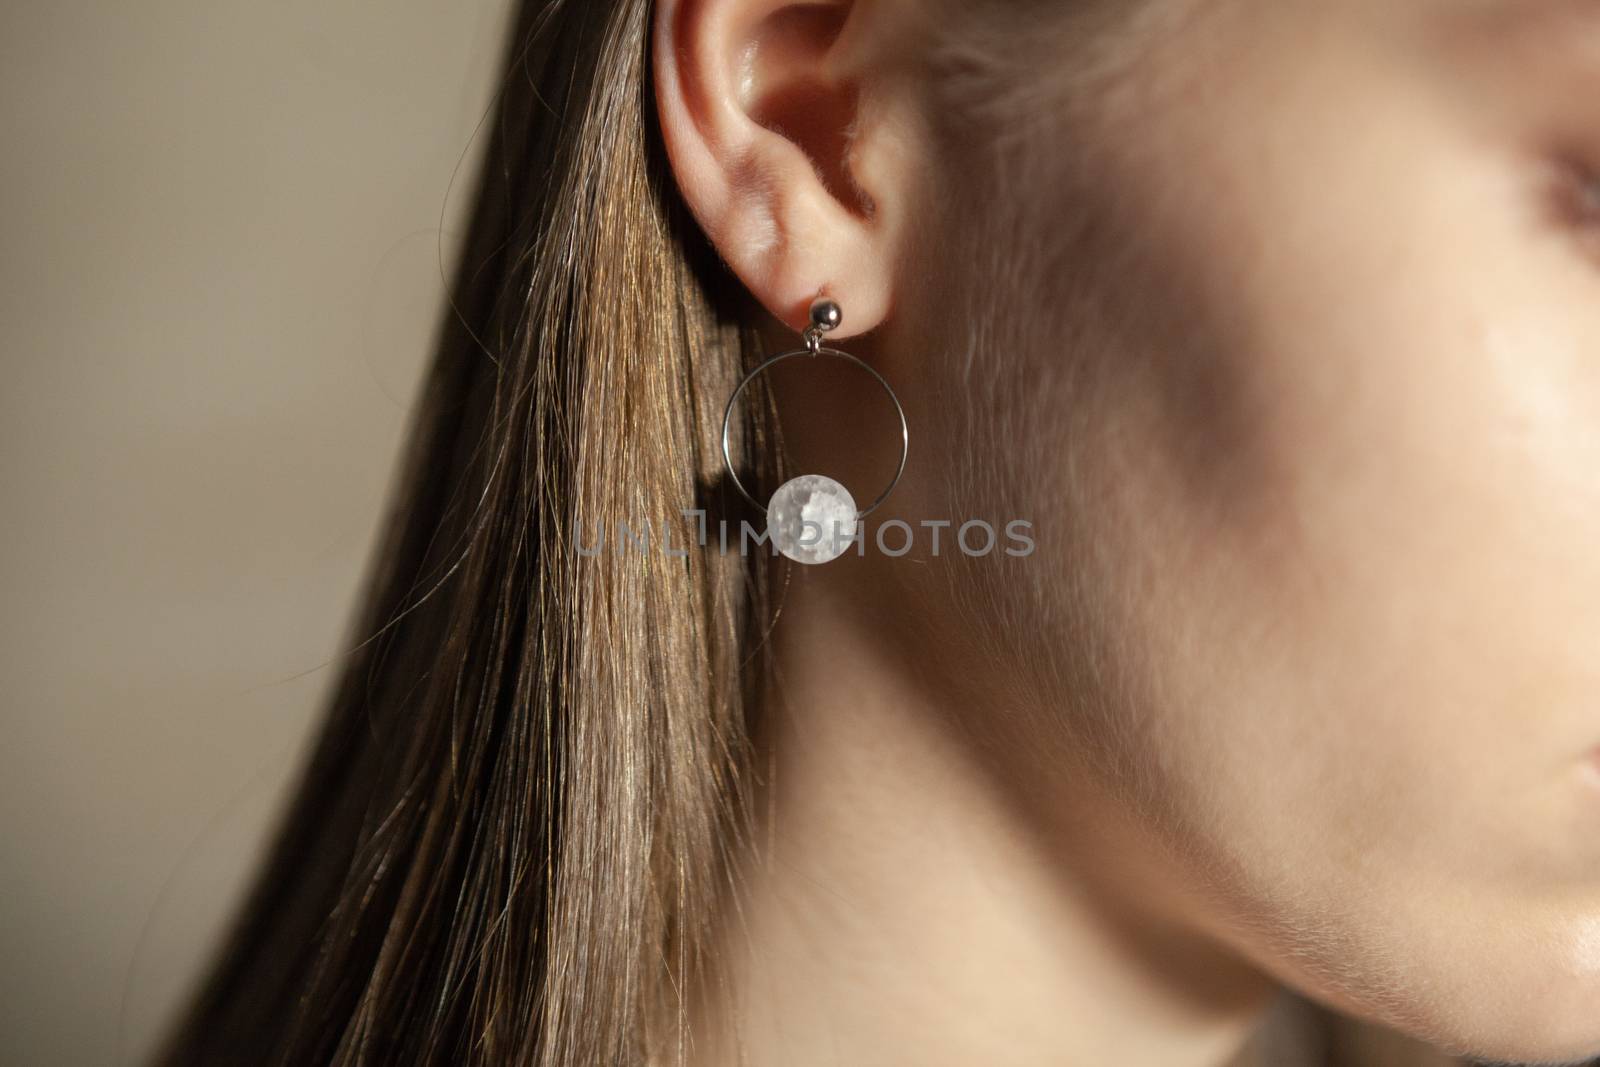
[1370,915,1600,1067]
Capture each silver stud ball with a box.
[808,297,843,333]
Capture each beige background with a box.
[0,3,514,1063]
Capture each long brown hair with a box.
[154,1,774,1062]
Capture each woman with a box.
[154,0,1600,1064]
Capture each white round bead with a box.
[766,475,858,565]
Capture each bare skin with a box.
[655,1,1600,1064]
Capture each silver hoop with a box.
[720,310,909,518]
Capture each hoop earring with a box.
[720,296,909,565]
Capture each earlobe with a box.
[652,0,907,340]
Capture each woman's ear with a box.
[652,0,916,340]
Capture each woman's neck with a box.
[685,575,1279,1067]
